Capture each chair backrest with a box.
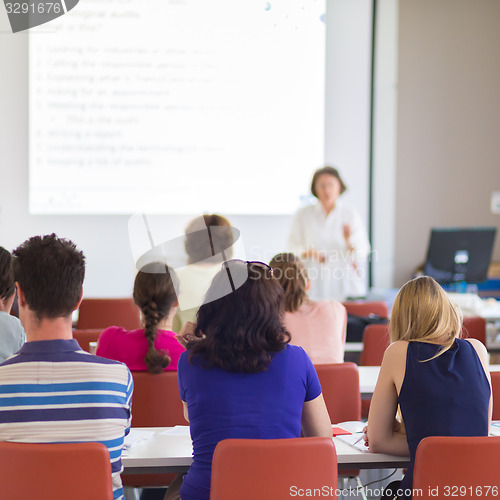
[73,328,103,353]
[491,371,500,420]
[359,324,391,366]
[461,316,487,345]
[314,362,361,423]
[210,437,338,500]
[0,441,113,500]
[342,300,389,318]
[77,298,141,330]
[131,371,186,427]
[413,436,500,498]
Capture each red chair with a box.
[122,371,186,490]
[314,362,361,424]
[491,371,500,420]
[130,371,185,428]
[413,436,500,498]
[0,442,113,500]
[462,316,487,345]
[359,324,390,418]
[314,363,365,500]
[342,300,389,319]
[210,437,338,500]
[73,328,103,353]
[359,324,390,366]
[77,298,141,330]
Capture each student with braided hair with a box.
[269,252,346,364]
[97,262,185,373]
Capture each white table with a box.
[121,427,410,474]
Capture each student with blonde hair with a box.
[365,276,491,500]
[269,252,346,364]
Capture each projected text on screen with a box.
[29,0,325,214]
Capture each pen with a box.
[352,434,364,446]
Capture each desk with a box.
[121,427,410,474]
[358,366,380,397]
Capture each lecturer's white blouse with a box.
[288,200,370,301]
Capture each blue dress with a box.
[398,339,490,498]
[177,344,322,500]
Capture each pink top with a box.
[284,300,346,364]
[96,326,185,371]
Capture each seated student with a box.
[172,260,332,500]
[173,214,234,332]
[0,234,132,500]
[365,276,491,500]
[0,247,25,362]
[269,252,346,364]
[97,262,185,373]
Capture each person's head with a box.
[269,253,308,313]
[133,262,179,374]
[189,260,290,372]
[184,214,234,264]
[310,166,347,208]
[12,234,85,321]
[390,276,462,355]
[0,247,16,310]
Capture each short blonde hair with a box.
[390,276,462,358]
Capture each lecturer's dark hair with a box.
[0,247,15,302]
[188,262,290,372]
[310,166,347,198]
[133,262,179,374]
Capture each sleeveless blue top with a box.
[398,339,490,498]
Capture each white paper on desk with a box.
[335,421,365,434]
[160,426,190,436]
[337,434,370,453]
[123,429,156,453]
[490,421,500,436]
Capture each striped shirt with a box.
[0,339,133,500]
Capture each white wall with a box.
[395,0,500,286]
[0,1,375,297]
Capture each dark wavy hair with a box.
[188,261,290,372]
[12,234,85,319]
[133,262,179,374]
[0,247,15,302]
[269,253,308,313]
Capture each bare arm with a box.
[301,394,332,438]
[366,342,410,456]
[465,338,492,427]
[182,400,189,423]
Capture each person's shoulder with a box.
[281,344,309,361]
[383,340,408,361]
[99,326,129,338]
[462,337,488,358]
[177,350,191,369]
[86,351,131,375]
[294,204,316,217]
[317,299,345,312]
[337,199,361,217]
[156,330,186,349]
[0,312,23,329]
